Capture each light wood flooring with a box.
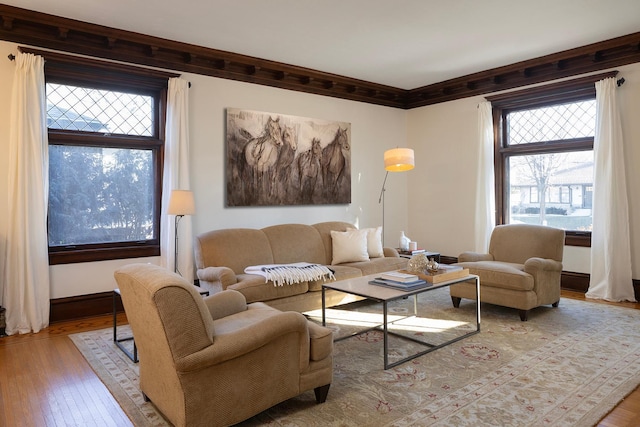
[0,291,639,426]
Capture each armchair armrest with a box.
[197,266,237,289]
[174,310,309,372]
[458,251,494,262]
[524,257,563,273]
[524,257,563,298]
[203,289,247,320]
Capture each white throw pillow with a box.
[331,229,370,265]
[364,226,384,258]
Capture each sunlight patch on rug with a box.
[70,290,640,427]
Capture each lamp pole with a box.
[174,214,184,274]
[378,170,389,246]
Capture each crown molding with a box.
[407,32,640,108]
[1,5,639,109]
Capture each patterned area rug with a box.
[70,289,640,426]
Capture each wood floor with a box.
[0,292,639,427]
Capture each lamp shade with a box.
[168,190,195,215]
[384,148,415,172]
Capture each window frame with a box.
[29,49,178,264]
[487,71,618,247]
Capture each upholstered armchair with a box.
[114,263,333,427]
[450,224,565,321]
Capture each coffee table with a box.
[113,288,138,362]
[322,272,480,369]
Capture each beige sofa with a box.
[195,221,408,312]
[115,263,333,427]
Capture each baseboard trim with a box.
[561,271,590,293]
[50,291,120,323]
[51,281,203,323]
[554,272,640,300]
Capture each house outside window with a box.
[39,51,176,264]
[487,72,616,247]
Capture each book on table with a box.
[369,277,431,290]
[399,264,470,284]
[380,271,420,283]
[397,248,426,256]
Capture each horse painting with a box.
[297,138,322,203]
[321,127,350,198]
[226,108,350,206]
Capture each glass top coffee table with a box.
[322,272,480,369]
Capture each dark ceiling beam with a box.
[1,4,639,110]
[407,32,640,108]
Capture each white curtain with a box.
[586,77,635,302]
[160,78,194,283]
[474,101,495,252]
[2,53,50,334]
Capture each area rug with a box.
[69,289,640,427]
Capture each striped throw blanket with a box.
[244,262,336,287]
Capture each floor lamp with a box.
[168,190,195,275]
[378,148,415,246]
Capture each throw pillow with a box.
[330,229,370,265]
[364,226,384,258]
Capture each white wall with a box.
[407,63,640,279]
[0,40,408,300]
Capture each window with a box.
[488,72,617,247]
[38,50,176,264]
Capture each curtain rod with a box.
[7,52,190,87]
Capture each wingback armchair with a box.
[114,263,333,427]
[450,224,565,321]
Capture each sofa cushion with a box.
[342,256,408,276]
[307,265,363,291]
[364,226,384,258]
[330,229,369,265]
[456,261,534,291]
[229,274,309,303]
[262,224,326,265]
[312,221,356,264]
[195,229,274,274]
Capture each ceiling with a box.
[5,0,640,89]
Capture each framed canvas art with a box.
[226,108,351,206]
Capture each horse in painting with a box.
[272,125,299,203]
[245,116,284,173]
[243,116,284,200]
[297,138,322,203]
[275,125,298,182]
[321,127,350,197]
